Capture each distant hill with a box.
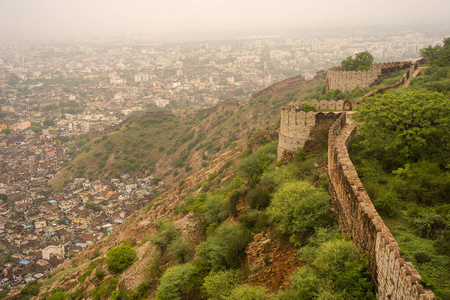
[49,75,323,191]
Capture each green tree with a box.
[203,270,240,300]
[354,90,450,168]
[47,291,66,300]
[237,141,278,183]
[21,280,39,297]
[168,236,192,263]
[420,45,442,60]
[106,244,136,273]
[276,266,320,300]
[43,118,55,126]
[197,221,252,271]
[430,38,450,68]
[226,285,269,300]
[341,51,374,71]
[267,181,333,234]
[313,239,374,299]
[156,263,205,300]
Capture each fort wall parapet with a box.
[327,113,435,299]
[277,105,341,161]
[359,61,420,101]
[326,61,412,92]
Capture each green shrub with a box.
[226,285,269,300]
[394,161,450,206]
[186,194,229,234]
[200,195,229,230]
[414,252,431,264]
[168,236,192,263]
[313,238,358,281]
[246,184,271,210]
[313,238,375,299]
[229,186,248,215]
[276,266,320,300]
[47,291,66,300]
[203,270,240,300]
[92,277,119,300]
[239,210,270,233]
[373,191,400,218]
[149,222,180,253]
[433,234,450,255]
[78,258,104,283]
[268,181,333,235]
[413,212,445,239]
[300,227,340,264]
[21,280,39,297]
[94,270,105,281]
[106,244,136,274]
[197,222,252,271]
[238,141,277,183]
[156,263,206,300]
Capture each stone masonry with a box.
[327,113,435,300]
[277,59,429,299]
[326,61,412,92]
[277,105,342,161]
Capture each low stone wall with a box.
[360,61,419,101]
[326,61,412,92]
[327,113,435,300]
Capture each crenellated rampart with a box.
[327,113,436,299]
[277,105,342,161]
[359,61,420,101]
[277,58,432,298]
[326,61,412,92]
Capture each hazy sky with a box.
[0,0,449,40]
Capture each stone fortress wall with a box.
[277,105,341,161]
[327,114,435,299]
[326,61,413,92]
[277,58,433,298]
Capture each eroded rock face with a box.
[244,231,303,293]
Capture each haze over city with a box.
[1,0,450,40]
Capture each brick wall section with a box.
[326,61,412,92]
[327,113,436,300]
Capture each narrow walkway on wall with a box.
[403,66,422,87]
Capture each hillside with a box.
[49,74,323,191]
[14,61,442,300]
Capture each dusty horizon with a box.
[0,0,449,41]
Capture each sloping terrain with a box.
[49,75,323,191]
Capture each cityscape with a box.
[0,30,446,295]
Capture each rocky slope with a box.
[22,74,324,299]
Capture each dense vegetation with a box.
[349,39,450,299]
[41,124,376,299]
[341,51,374,71]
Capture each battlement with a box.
[277,105,342,161]
[277,58,432,298]
[326,61,412,92]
